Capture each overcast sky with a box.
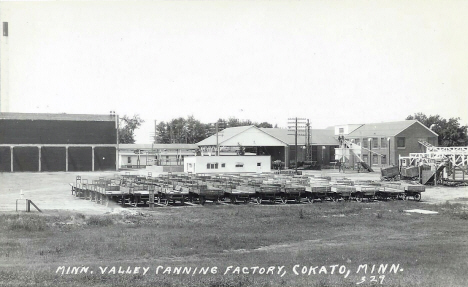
[1,0,467,143]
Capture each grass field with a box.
[1,199,468,287]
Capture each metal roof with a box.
[260,128,339,146]
[348,120,438,137]
[0,112,117,122]
[197,126,338,146]
[119,144,198,150]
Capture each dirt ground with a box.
[0,169,466,215]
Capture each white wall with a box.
[334,124,362,136]
[184,156,271,174]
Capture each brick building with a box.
[335,120,438,168]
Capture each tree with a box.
[406,113,468,146]
[155,121,170,144]
[119,115,145,144]
[257,122,273,128]
[154,115,275,144]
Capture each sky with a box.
[1,0,467,143]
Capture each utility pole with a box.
[306,119,312,162]
[216,122,219,156]
[295,118,298,174]
[288,117,307,174]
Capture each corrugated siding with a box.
[0,120,116,144]
[0,147,11,172]
[68,147,92,171]
[41,147,66,172]
[13,147,39,172]
[94,147,116,171]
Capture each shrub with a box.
[4,215,48,232]
[457,211,468,220]
[85,216,114,226]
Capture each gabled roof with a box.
[260,128,338,145]
[348,120,438,137]
[197,126,338,146]
[197,125,288,147]
[0,112,116,122]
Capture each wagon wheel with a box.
[414,193,421,201]
[333,196,340,202]
[157,197,161,205]
[307,196,314,203]
[356,195,363,202]
[230,196,237,204]
[397,193,404,200]
[200,196,206,205]
[280,196,287,204]
[295,197,301,204]
[244,197,250,204]
[256,197,262,204]
[403,194,408,201]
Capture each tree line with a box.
[406,113,468,146]
[118,113,468,147]
[118,115,274,144]
[154,116,274,144]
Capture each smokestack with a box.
[1,22,9,112]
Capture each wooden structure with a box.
[70,172,426,207]
[399,141,468,184]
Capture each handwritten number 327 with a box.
[356,275,385,285]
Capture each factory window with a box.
[257,163,261,166]
[381,138,387,148]
[362,154,368,163]
[397,137,406,148]
[381,155,387,165]
[354,139,360,146]
[373,154,379,164]
[372,138,378,148]
[235,163,244,168]
[221,163,225,168]
[207,163,218,169]
[363,138,368,148]
[127,157,131,164]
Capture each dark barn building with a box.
[0,113,118,172]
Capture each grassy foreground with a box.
[1,201,468,287]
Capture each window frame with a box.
[372,137,379,148]
[381,155,387,165]
[381,138,388,148]
[397,137,406,148]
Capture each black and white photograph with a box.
[0,1,467,286]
